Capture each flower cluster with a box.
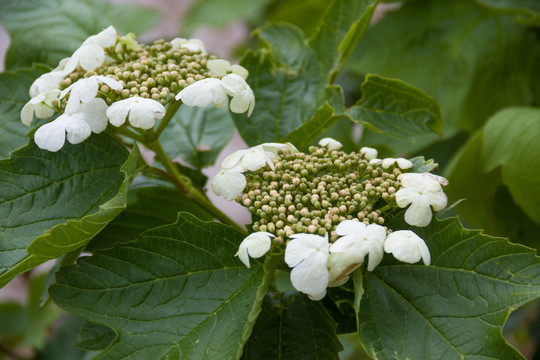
[22,26,255,151]
[214,138,448,300]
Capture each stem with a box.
[114,126,147,143]
[149,139,246,235]
[153,99,182,139]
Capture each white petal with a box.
[176,78,224,107]
[242,149,273,171]
[396,158,413,169]
[21,102,37,126]
[260,142,298,155]
[369,158,382,166]
[429,191,448,212]
[230,65,249,79]
[335,220,366,236]
[318,137,343,150]
[290,251,329,295]
[128,106,157,129]
[384,230,430,265]
[285,233,329,268]
[30,72,65,97]
[94,75,123,90]
[395,187,419,208]
[84,26,117,47]
[221,150,248,170]
[78,98,109,133]
[229,90,252,114]
[365,241,384,271]
[34,116,70,152]
[211,169,246,201]
[65,115,92,144]
[235,231,274,268]
[207,59,231,76]
[404,196,433,227]
[382,158,397,169]
[307,290,327,301]
[106,101,130,127]
[327,252,361,287]
[78,44,105,72]
[360,147,378,161]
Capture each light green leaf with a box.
[160,105,235,168]
[347,74,443,140]
[0,0,160,70]
[308,0,379,82]
[241,292,343,360]
[0,64,49,159]
[482,107,540,224]
[357,215,540,359]
[50,213,274,360]
[183,0,271,29]
[87,186,213,251]
[349,0,538,134]
[0,135,141,288]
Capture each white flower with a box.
[332,220,386,271]
[319,138,343,150]
[384,230,430,265]
[171,38,207,54]
[29,71,66,98]
[236,232,274,268]
[221,74,255,117]
[396,172,448,227]
[285,233,330,298]
[175,78,228,109]
[259,142,298,156]
[423,172,449,187]
[211,168,247,201]
[63,26,117,74]
[34,98,108,152]
[21,90,60,126]
[369,158,382,166]
[207,59,249,79]
[106,97,165,129]
[61,75,122,113]
[220,146,276,172]
[382,157,413,169]
[360,147,378,161]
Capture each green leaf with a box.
[87,186,213,251]
[308,0,379,82]
[476,0,540,22]
[241,292,343,360]
[0,0,160,70]
[347,74,443,140]
[349,0,539,134]
[0,64,49,159]
[183,0,271,29]
[0,134,141,287]
[160,105,235,169]
[482,107,540,224]
[50,213,273,360]
[35,315,86,360]
[76,322,115,351]
[357,215,540,359]
[281,103,342,150]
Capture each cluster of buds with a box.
[213,138,449,300]
[21,26,255,152]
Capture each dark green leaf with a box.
[241,292,343,360]
[482,107,540,224]
[0,64,49,159]
[349,0,538,134]
[160,105,235,169]
[0,134,141,287]
[357,215,540,359]
[35,315,86,360]
[76,322,115,351]
[87,186,213,251]
[476,0,540,20]
[183,0,271,29]
[347,74,443,140]
[50,213,273,360]
[0,0,160,70]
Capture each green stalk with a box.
[153,99,182,139]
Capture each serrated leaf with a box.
[349,0,538,134]
[0,0,160,70]
[87,186,213,251]
[0,134,141,287]
[347,74,443,140]
[357,215,540,359]
[241,292,343,360]
[482,107,540,224]
[76,322,115,351]
[0,64,49,159]
[50,213,273,360]
[160,105,235,168]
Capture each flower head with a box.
[396,172,448,227]
[61,75,122,113]
[318,138,343,151]
[207,59,248,79]
[21,90,60,126]
[106,97,165,129]
[236,232,274,268]
[221,74,255,117]
[384,230,430,265]
[211,168,247,201]
[63,26,118,74]
[34,98,108,152]
[285,233,330,298]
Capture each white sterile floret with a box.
[21,90,60,126]
[175,78,228,109]
[211,168,247,201]
[369,158,383,166]
[221,74,255,117]
[382,157,413,169]
[106,97,165,129]
[171,38,207,54]
[236,232,275,268]
[29,71,66,98]
[384,230,430,265]
[285,233,330,299]
[221,146,276,172]
[207,59,249,79]
[61,75,122,113]
[63,26,118,74]
[259,142,299,157]
[34,98,108,152]
[360,147,378,161]
[333,220,386,271]
[318,138,343,151]
[326,252,360,288]
[396,172,448,227]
